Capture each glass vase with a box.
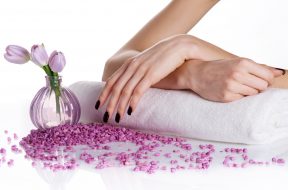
[30,75,81,129]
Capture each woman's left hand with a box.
[95,35,195,123]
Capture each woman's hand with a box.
[177,58,284,102]
[96,35,195,123]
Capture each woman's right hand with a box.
[176,58,284,102]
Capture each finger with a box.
[234,72,269,91]
[127,77,152,115]
[272,67,285,77]
[116,67,147,122]
[222,92,244,103]
[244,61,274,84]
[259,64,284,77]
[105,59,145,121]
[96,59,131,110]
[227,80,259,96]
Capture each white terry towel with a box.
[69,81,288,144]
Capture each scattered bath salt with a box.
[0,123,287,173]
[19,123,217,173]
[221,147,286,168]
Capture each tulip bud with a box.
[4,45,30,64]
[48,51,66,72]
[31,44,49,66]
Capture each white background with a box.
[1,0,288,189]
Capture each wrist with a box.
[169,34,199,60]
[175,59,203,90]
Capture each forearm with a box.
[103,35,238,85]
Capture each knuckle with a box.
[121,88,130,96]
[219,91,229,102]
[105,79,114,89]
[133,86,143,97]
[230,71,241,80]
[136,65,147,74]
[266,72,274,81]
[251,89,259,95]
[259,81,268,90]
[223,79,233,91]
[237,58,250,67]
[143,73,155,84]
[129,57,140,67]
[111,86,121,95]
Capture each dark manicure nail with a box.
[275,67,286,75]
[115,113,120,123]
[103,111,109,123]
[127,106,132,115]
[95,100,100,110]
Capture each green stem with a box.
[42,65,61,115]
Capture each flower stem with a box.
[42,65,61,115]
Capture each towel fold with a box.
[69,81,288,144]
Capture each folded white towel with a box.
[69,81,288,144]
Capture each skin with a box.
[97,0,287,123]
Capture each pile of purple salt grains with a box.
[0,123,286,174]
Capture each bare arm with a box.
[102,0,236,81]
[98,0,281,123]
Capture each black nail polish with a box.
[115,113,120,123]
[103,111,109,123]
[127,106,132,115]
[95,100,100,110]
[275,67,286,75]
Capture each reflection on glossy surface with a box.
[30,137,288,190]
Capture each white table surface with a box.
[1,89,288,190]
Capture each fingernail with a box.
[95,100,100,110]
[103,111,109,123]
[127,106,132,115]
[275,67,286,75]
[115,113,120,123]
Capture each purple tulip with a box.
[4,45,30,64]
[48,51,66,72]
[31,44,49,66]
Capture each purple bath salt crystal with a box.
[153,152,160,157]
[242,154,248,161]
[241,163,248,168]
[179,154,186,159]
[170,160,178,165]
[13,133,18,140]
[230,148,236,153]
[170,168,176,173]
[7,159,14,167]
[102,145,111,150]
[277,158,285,164]
[0,148,6,155]
[164,153,172,158]
[1,156,6,163]
[272,157,277,163]
[224,148,230,152]
[7,137,11,144]
[31,162,37,167]
[4,130,8,134]
[199,145,205,149]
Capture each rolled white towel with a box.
[69,81,288,144]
